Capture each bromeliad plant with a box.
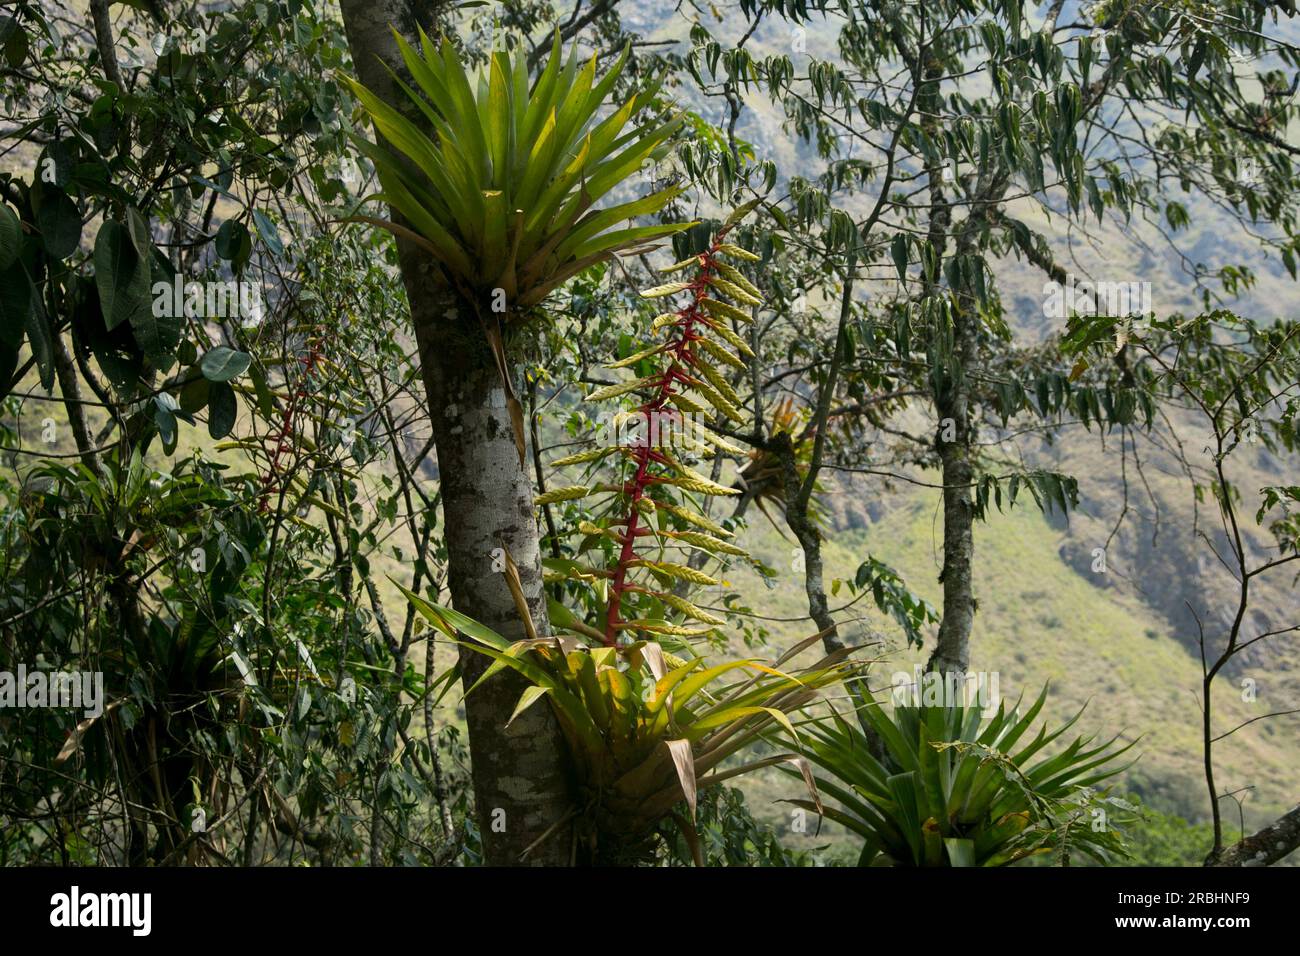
[405,592,850,863]
[402,205,861,863]
[342,30,690,462]
[735,396,831,531]
[787,689,1136,866]
[340,29,686,311]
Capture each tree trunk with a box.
[339,0,573,866]
[917,56,976,679]
[926,321,976,676]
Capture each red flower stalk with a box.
[258,335,324,513]
[601,226,740,646]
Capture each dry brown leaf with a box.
[53,699,122,766]
[664,738,697,819]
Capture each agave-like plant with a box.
[405,590,854,863]
[787,689,1136,866]
[339,29,687,311]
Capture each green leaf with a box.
[251,209,283,257]
[34,185,81,259]
[215,219,252,264]
[23,281,53,390]
[130,267,181,361]
[179,373,210,414]
[199,346,251,382]
[891,233,909,283]
[154,394,178,447]
[125,207,151,259]
[4,24,28,70]
[94,220,150,332]
[207,380,236,439]
[0,202,22,270]
[0,262,31,350]
[506,685,550,728]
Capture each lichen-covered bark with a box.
[926,318,976,676]
[339,0,573,865]
[414,304,574,865]
[1208,801,1300,867]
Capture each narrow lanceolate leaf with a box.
[584,374,661,402]
[708,275,762,307]
[641,280,693,299]
[699,360,742,407]
[534,485,594,505]
[700,296,753,325]
[668,392,709,417]
[629,560,719,586]
[651,311,684,332]
[694,424,748,456]
[699,316,755,357]
[713,261,763,300]
[653,591,727,626]
[659,254,705,274]
[661,470,741,497]
[692,379,746,423]
[551,447,615,467]
[694,336,747,371]
[543,570,586,584]
[657,500,732,537]
[723,197,763,227]
[507,685,551,728]
[619,620,713,637]
[670,530,748,556]
[606,343,668,369]
[715,242,760,262]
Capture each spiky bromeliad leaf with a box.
[340,28,691,310]
[398,586,855,854]
[783,690,1137,867]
